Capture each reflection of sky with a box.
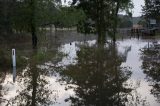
[119,38,160,106]
[57,39,160,106]
[1,70,75,106]
[2,74,18,99]
[45,75,76,106]
[1,38,160,106]
[119,38,146,79]
[57,40,96,67]
[58,42,79,67]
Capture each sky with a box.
[62,0,145,17]
[132,0,145,17]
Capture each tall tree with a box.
[72,0,132,43]
[142,0,160,27]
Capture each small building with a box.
[149,19,157,28]
[147,19,160,31]
[132,24,143,29]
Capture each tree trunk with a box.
[31,50,38,106]
[97,0,106,44]
[31,26,37,49]
[113,1,120,42]
[31,0,37,49]
[31,65,38,106]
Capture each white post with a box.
[12,49,16,67]
[12,49,16,82]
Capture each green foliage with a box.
[11,0,61,33]
[72,0,133,41]
[0,0,85,33]
[53,6,86,28]
[142,0,160,19]
[77,19,96,33]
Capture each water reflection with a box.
[0,70,6,105]
[13,67,16,83]
[1,31,160,106]
[6,50,58,106]
[58,42,133,106]
[141,41,160,103]
[0,50,10,105]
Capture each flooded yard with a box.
[0,31,160,106]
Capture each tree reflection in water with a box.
[141,42,160,103]
[58,42,133,106]
[0,50,11,105]
[6,50,57,106]
[0,72,5,105]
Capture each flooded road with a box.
[0,31,160,106]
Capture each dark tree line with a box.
[0,0,133,47]
[0,0,61,48]
[0,0,85,48]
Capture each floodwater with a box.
[0,31,160,106]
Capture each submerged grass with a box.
[0,49,27,71]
